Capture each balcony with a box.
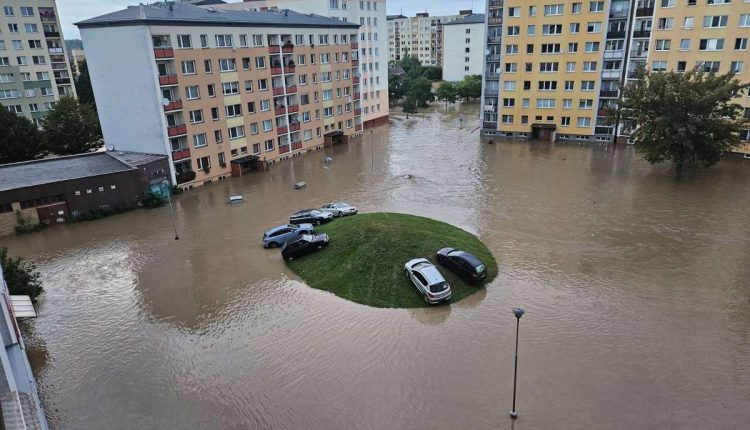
[50,54,65,63]
[275,106,286,116]
[597,109,608,117]
[286,85,297,94]
[353,76,360,84]
[603,50,624,59]
[355,124,363,132]
[269,46,281,53]
[39,11,56,22]
[55,77,70,84]
[350,42,359,50]
[595,126,613,135]
[352,59,359,67]
[153,48,174,59]
[488,17,502,26]
[279,145,291,154]
[489,0,502,7]
[355,108,362,116]
[159,74,178,86]
[487,54,502,62]
[277,126,289,134]
[484,89,498,97]
[273,87,285,96]
[633,30,651,38]
[287,104,299,113]
[289,123,300,132]
[167,124,187,137]
[291,141,302,151]
[51,63,67,70]
[606,31,626,39]
[483,121,498,129]
[353,93,360,100]
[163,100,183,111]
[600,90,619,98]
[630,50,648,58]
[172,148,191,161]
[282,44,294,53]
[601,70,621,79]
[44,31,60,38]
[271,67,283,75]
[487,35,502,44]
[485,71,501,79]
[636,7,654,17]
[285,65,296,73]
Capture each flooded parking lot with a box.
[4,104,750,429]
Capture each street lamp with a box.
[369,129,374,169]
[510,307,525,419]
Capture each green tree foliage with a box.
[0,108,45,164]
[42,96,103,155]
[456,74,482,100]
[436,82,458,107]
[407,77,434,108]
[421,66,442,81]
[614,67,749,171]
[401,97,417,118]
[74,60,97,109]
[0,247,44,301]
[388,74,405,105]
[398,55,423,80]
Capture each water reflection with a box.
[2,103,750,429]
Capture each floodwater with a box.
[3,104,750,429]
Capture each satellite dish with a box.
[161,98,170,106]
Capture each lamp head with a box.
[513,307,525,319]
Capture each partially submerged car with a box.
[289,209,334,225]
[436,248,487,284]
[281,234,330,262]
[262,223,314,248]
[320,202,358,217]
[404,258,452,304]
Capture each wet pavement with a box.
[3,104,750,429]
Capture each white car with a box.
[404,258,452,305]
[320,202,358,217]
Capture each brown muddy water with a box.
[2,104,750,429]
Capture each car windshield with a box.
[476,264,485,273]
[430,282,448,293]
[300,234,314,241]
[288,224,298,228]
[309,210,321,215]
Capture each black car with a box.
[289,209,334,225]
[436,248,487,284]
[281,234,330,262]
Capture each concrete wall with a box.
[442,21,486,82]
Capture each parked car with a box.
[320,202,358,217]
[436,248,487,284]
[289,209,333,225]
[404,258,452,305]
[262,223,314,248]
[281,234,330,262]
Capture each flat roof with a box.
[76,2,360,29]
[442,14,485,26]
[0,151,167,193]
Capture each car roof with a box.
[450,251,482,266]
[415,264,445,284]
[292,209,315,215]
[267,224,291,233]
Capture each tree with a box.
[456,74,482,100]
[0,247,43,301]
[74,60,96,109]
[436,82,458,107]
[613,67,749,171]
[42,96,103,155]
[397,55,423,80]
[0,108,45,164]
[421,66,442,81]
[407,77,433,108]
[388,74,405,105]
[401,97,417,118]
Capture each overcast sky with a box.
[58,0,481,39]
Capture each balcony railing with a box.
[603,50,624,59]
[355,108,362,116]
[272,87,285,96]
[483,121,498,129]
[291,141,302,151]
[488,17,502,26]
[44,31,60,38]
[289,123,300,132]
[285,65,296,73]
[485,71,501,79]
[597,109,608,117]
[282,45,294,53]
[271,67,283,75]
[633,30,651,38]
[606,31,626,39]
[269,46,281,53]
[595,126,613,135]
[279,145,291,154]
[600,90,619,98]
[487,35,502,44]
[51,63,67,70]
[350,42,359,49]
[153,48,174,59]
[159,74,178,85]
[50,55,65,63]
[277,126,289,134]
[172,148,191,161]
[353,76,360,84]
[286,85,297,94]
[48,47,64,54]
[355,124,363,131]
[489,0,502,7]
[630,50,648,58]
[163,100,183,111]
[601,70,621,79]
[352,59,359,67]
[487,54,502,62]
[636,7,654,17]
[353,93,360,100]
[55,77,70,84]
[287,104,299,113]
[167,124,187,137]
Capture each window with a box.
[730,61,744,74]
[589,1,604,12]
[572,2,582,13]
[222,81,239,95]
[219,58,236,71]
[697,61,721,73]
[579,99,593,109]
[544,4,564,15]
[543,24,563,35]
[265,139,274,151]
[508,7,520,17]
[680,39,690,50]
[501,115,514,124]
[260,99,270,111]
[652,61,667,72]
[699,38,724,51]
[324,107,334,117]
[577,117,591,127]
[189,110,203,123]
[537,99,556,108]
[255,56,266,69]
[186,85,200,100]
[561,117,571,126]
[240,34,248,47]
[736,38,748,51]
[207,84,215,98]
[247,101,256,114]
[538,81,557,91]
[31,56,45,65]
[504,81,517,91]
[214,130,223,144]
[197,156,210,171]
[503,98,515,107]
[228,125,245,139]
[253,143,261,154]
[28,40,42,49]
[3,6,13,16]
[676,61,687,72]
[568,42,578,53]
[564,80,575,91]
[12,40,23,50]
[655,39,671,51]
[541,43,561,53]
[703,15,728,28]
[193,133,208,148]
[657,18,673,30]
[528,25,536,35]
[215,35,233,47]
[587,22,601,33]
[508,26,520,36]
[8,24,19,33]
[204,59,212,73]
[540,62,559,72]
[177,35,192,48]
[583,61,597,71]
[242,57,251,70]
[740,14,750,28]
[505,63,517,73]
[683,17,694,29]
[585,42,600,52]
[581,81,595,91]
[181,60,196,74]
[253,35,264,46]
[660,0,675,6]
[263,119,273,131]
[258,79,268,91]
[200,35,208,48]
[570,23,580,34]
[24,23,38,33]
[566,62,576,72]
[211,107,219,120]
[225,104,242,117]
[249,122,258,134]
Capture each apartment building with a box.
[481,0,750,154]
[0,0,76,125]
[387,12,469,67]
[442,14,486,82]
[77,3,362,188]
[214,0,389,128]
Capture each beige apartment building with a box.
[77,2,363,188]
[0,0,76,125]
[387,11,468,67]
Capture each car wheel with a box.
[404,268,409,278]
[316,220,321,225]
[317,245,323,249]
[287,256,293,262]
[269,242,278,248]
[423,295,430,304]
[337,211,343,217]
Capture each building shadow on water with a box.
[408,287,488,325]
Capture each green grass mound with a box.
[288,213,498,308]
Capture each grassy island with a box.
[288,213,497,308]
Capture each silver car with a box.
[404,258,452,304]
[262,223,314,248]
[320,202,358,217]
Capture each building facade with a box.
[215,0,389,128]
[388,12,471,68]
[480,0,750,154]
[0,0,76,125]
[78,3,363,188]
[441,14,486,82]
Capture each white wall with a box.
[80,25,173,181]
[442,22,485,82]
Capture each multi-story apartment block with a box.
[0,0,75,125]
[441,14,486,82]
[214,0,388,128]
[77,3,362,188]
[481,0,750,155]
[387,11,470,67]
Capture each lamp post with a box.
[510,307,525,419]
[370,129,374,170]
[164,180,179,240]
